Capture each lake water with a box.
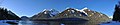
[0,20,88,25]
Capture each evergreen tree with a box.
[112,2,120,21]
[0,7,21,20]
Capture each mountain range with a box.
[30,7,110,25]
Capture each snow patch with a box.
[44,12,47,14]
[0,6,8,8]
[81,11,88,16]
[66,7,70,9]
[43,9,49,11]
[43,9,47,12]
[80,7,88,16]
[50,9,59,16]
[71,10,75,13]
[75,8,88,16]
[81,7,88,11]
[50,14,53,17]
[109,16,113,19]
[68,10,70,11]
[65,7,76,10]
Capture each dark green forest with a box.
[0,7,20,20]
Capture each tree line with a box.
[0,7,20,20]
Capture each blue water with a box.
[0,20,18,25]
[0,20,65,25]
[0,20,88,25]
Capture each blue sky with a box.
[0,0,119,17]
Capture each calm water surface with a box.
[0,20,88,25]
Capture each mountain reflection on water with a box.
[0,20,48,25]
[0,20,88,25]
[0,20,49,25]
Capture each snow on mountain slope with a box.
[50,9,59,16]
[31,9,60,20]
[31,7,110,23]
[75,7,89,16]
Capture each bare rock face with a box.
[83,7,110,25]
[30,7,110,25]
[31,10,51,20]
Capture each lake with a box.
[0,20,89,25]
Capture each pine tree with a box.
[0,7,21,20]
[112,2,120,21]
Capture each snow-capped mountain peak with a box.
[50,9,59,16]
[43,9,47,11]
[43,9,49,12]
[66,7,71,9]
[50,9,55,11]
[41,9,59,16]
[50,9,58,12]
[68,8,88,16]
[81,7,88,11]
[75,7,88,12]
[65,7,76,10]
[75,7,88,16]
[80,7,89,16]
[42,9,49,14]
[65,8,88,16]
